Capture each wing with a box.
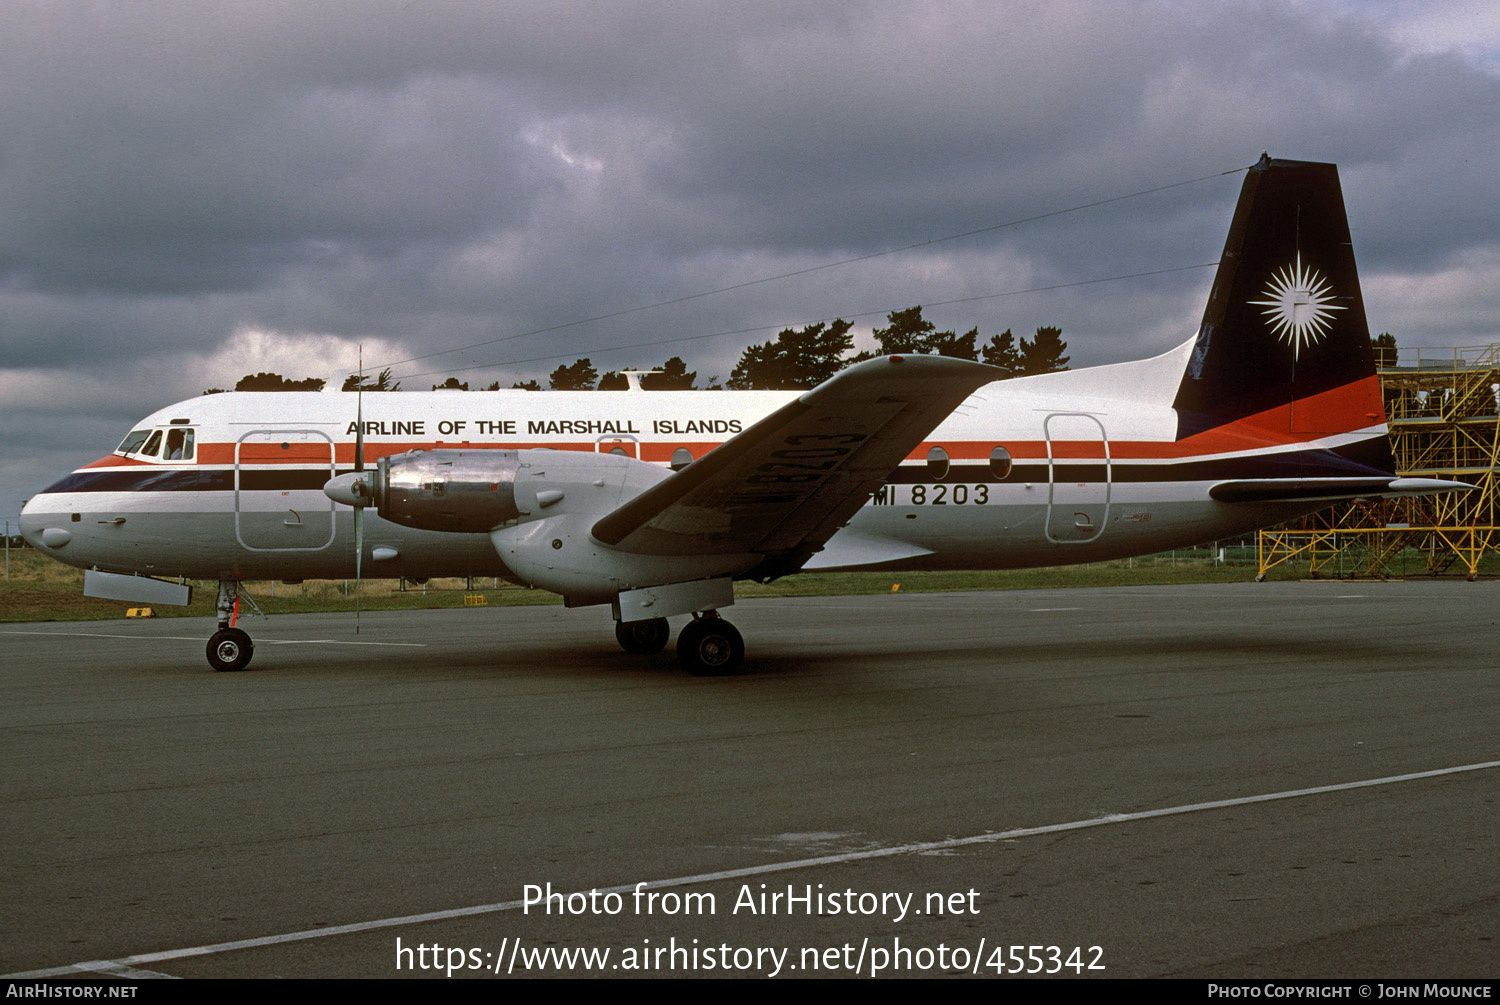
[591,354,999,579]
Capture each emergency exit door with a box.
[1045,413,1110,543]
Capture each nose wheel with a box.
[207,579,258,672]
[207,627,254,672]
[676,615,744,676]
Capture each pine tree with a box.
[641,357,697,390]
[980,329,1020,374]
[549,358,598,390]
[865,307,976,359]
[927,327,978,361]
[341,368,401,391]
[727,320,854,389]
[871,306,938,354]
[1371,332,1398,368]
[1017,326,1070,375]
[231,372,327,392]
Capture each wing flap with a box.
[592,355,998,575]
[800,530,936,570]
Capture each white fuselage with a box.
[20,339,1374,584]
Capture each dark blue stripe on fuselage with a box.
[41,469,328,494]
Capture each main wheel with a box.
[616,617,670,654]
[206,628,254,672]
[676,618,745,676]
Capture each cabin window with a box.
[926,445,950,481]
[989,445,1013,480]
[669,447,693,471]
[117,430,151,455]
[140,430,163,458]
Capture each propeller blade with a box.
[354,349,364,632]
[354,384,364,472]
[354,504,363,634]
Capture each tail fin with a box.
[1173,155,1388,454]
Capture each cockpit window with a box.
[140,430,163,458]
[117,430,150,455]
[164,428,194,460]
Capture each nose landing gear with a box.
[207,627,254,672]
[207,580,257,672]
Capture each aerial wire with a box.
[369,164,1247,380]
[389,260,1220,384]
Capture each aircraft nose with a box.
[323,471,375,507]
[19,494,69,550]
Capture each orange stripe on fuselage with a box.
[80,455,151,468]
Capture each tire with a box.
[207,628,254,672]
[616,618,670,654]
[676,618,745,676]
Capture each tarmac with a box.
[2,581,1496,978]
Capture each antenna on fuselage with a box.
[620,370,660,391]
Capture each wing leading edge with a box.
[591,354,1000,579]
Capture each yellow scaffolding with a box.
[1258,344,1500,579]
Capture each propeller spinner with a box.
[323,469,377,507]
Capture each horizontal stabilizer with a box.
[1210,477,1472,504]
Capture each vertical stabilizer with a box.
[1173,156,1386,450]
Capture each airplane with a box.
[18,155,1462,675]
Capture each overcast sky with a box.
[5,0,1500,520]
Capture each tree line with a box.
[726,307,1067,390]
[203,306,1070,394]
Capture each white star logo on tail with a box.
[1249,253,1345,360]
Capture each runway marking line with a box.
[7,757,1499,980]
[0,630,425,647]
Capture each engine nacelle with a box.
[369,449,524,533]
[327,447,668,535]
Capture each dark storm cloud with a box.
[3,1,1499,513]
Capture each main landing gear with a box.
[615,617,670,654]
[613,611,746,676]
[676,614,745,676]
[206,580,256,672]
